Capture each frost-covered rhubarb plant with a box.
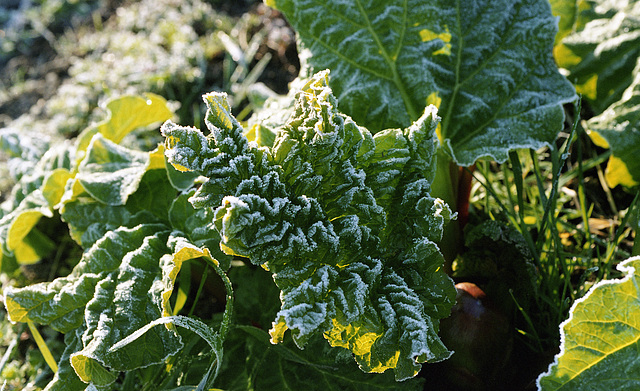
[162,70,456,381]
[0,70,455,388]
[7,0,639,388]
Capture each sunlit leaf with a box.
[537,256,640,390]
[75,93,173,158]
[555,0,640,112]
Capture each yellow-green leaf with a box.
[161,235,217,317]
[76,93,173,162]
[42,168,74,208]
[537,256,640,390]
[586,58,640,188]
[6,205,54,265]
[69,355,118,386]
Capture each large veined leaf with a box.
[537,256,640,390]
[1,91,235,388]
[4,224,184,387]
[266,0,576,166]
[61,168,175,249]
[162,71,456,380]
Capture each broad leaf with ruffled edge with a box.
[3,224,183,387]
[266,0,576,166]
[537,256,640,390]
[162,71,456,380]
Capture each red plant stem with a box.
[457,165,476,232]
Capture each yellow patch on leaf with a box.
[575,74,598,101]
[4,296,30,323]
[419,26,451,56]
[586,128,610,149]
[606,155,638,188]
[325,319,380,356]
[269,318,289,344]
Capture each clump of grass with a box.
[466,101,637,355]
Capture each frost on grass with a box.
[162,70,456,380]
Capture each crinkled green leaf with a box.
[537,256,640,390]
[4,224,183,386]
[267,0,576,165]
[216,326,425,391]
[244,78,309,148]
[164,155,200,191]
[162,71,456,380]
[163,93,274,211]
[168,191,233,269]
